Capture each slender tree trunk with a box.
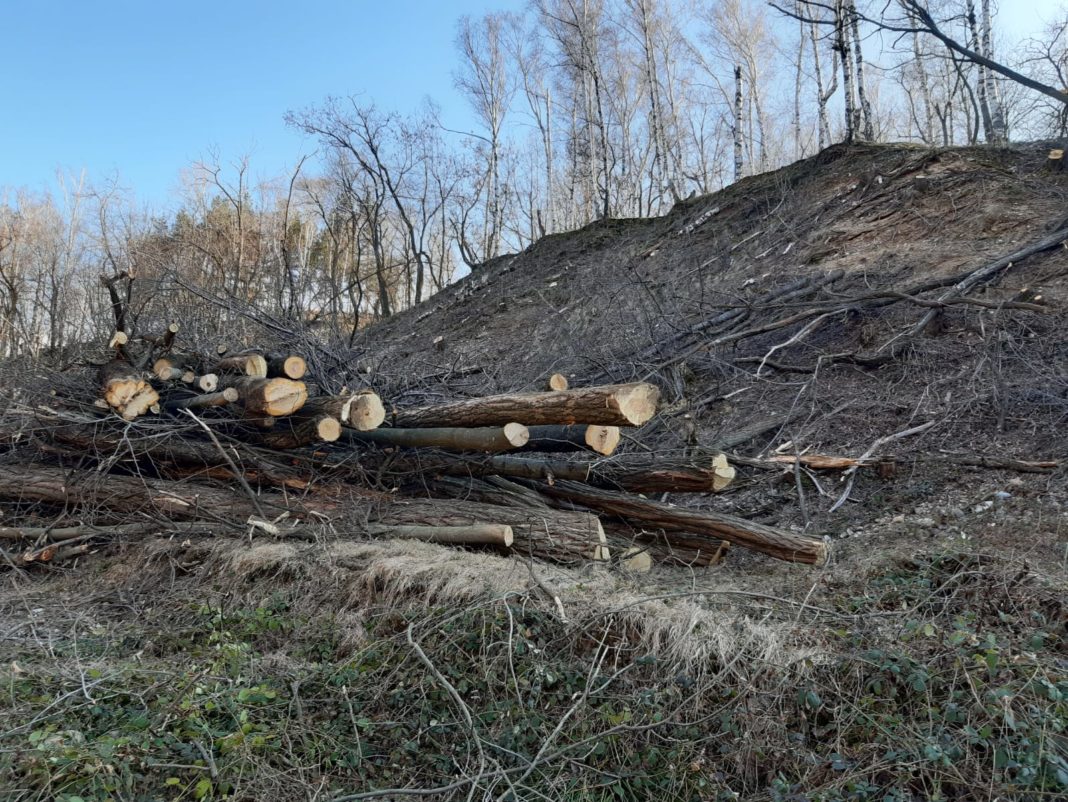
[733,65,744,180]
[846,0,874,140]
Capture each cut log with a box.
[261,415,341,449]
[351,423,529,453]
[225,377,307,417]
[523,425,621,456]
[392,382,659,428]
[536,480,828,565]
[620,547,652,573]
[605,527,729,567]
[266,353,307,380]
[152,357,185,382]
[99,360,159,420]
[373,495,607,564]
[364,523,513,548]
[216,353,268,378]
[355,451,736,494]
[163,388,239,412]
[547,373,569,391]
[196,373,219,393]
[108,331,128,350]
[1046,149,1064,172]
[304,391,385,431]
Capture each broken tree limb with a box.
[364,523,514,548]
[391,382,659,428]
[350,423,529,453]
[534,480,828,565]
[522,425,621,456]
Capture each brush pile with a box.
[0,315,829,571]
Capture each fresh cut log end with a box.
[614,382,660,425]
[348,392,386,431]
[548,373,569,391]
[503,422,529,448]
[586,425,621,456]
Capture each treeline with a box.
[2,0,1067,357]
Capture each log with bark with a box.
[266,353,307,380]
[224,377,308,417]
[260,414,342,449]
[364,523,514,548]
[303,391,385,431]
[216,353,269,378]
[392,382,659,428]
[163,387,239,411]
[350,423,529,453]
[534,480,827,565]
[523,425,621,456]
[99,360,159,420]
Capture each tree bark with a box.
[304,391,385,431]
[350,423,529,452]
[392,383,659,428]
[163,388,239,411]
[535,480,828,565]
[266,353,307,380]
[522,425,621,456]
[364,523,513,548]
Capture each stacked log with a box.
[7,318,831,570]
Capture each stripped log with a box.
[523,425,621,456]
[392,382,659,428]
[536,480,827,565]
[163,387,239,411]
[303,391,385,431]
[266,353,307,380]
[351,423,529,453]
[364,523,513,548]
[224,377,307,417]
[99,360,159,420]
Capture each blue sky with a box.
[1,1,523,205]
[1,0,1061,207]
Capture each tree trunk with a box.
[392,383,659,428]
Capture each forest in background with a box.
[2,0,1067,358]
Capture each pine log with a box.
[99,360,160,420]
[216,353,268,378]
[392,382,659,428]
[536,480,827,565]
[523,425,621,456]
[304,391,385,431]
[224,377,307,417]
[364,523,513,548]
[260,415,342,449]
[350,423,529,452]
[266,353,307,380]
[547,373,569,391]
[163,387,239,411]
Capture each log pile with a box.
[0,317,830,570]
